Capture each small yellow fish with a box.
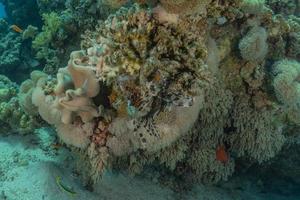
[10,25,23,33]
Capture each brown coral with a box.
[159,0,212,15]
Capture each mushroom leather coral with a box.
[67,50,100,98]
[30,51,102,147]
[57,88,99,124]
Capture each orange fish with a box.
[153,71,161,82]
[108,90,118,104]
[51,142,62,150]
[117,103,128,117]
[216,145,229,164]
[10,25,23,33]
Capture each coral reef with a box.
[286,16,300,59]
[0,75,36,134]
[229,95,285,163]
[0,19,40,82]
[29,0,128,74]
[267,0,299,16]
[32,12,63,73]
[0,0,41,27]
[241,0,266,15]
[159,0,212,15]
[239,26,268,62]
[0,27,21,72]
[32,12,62,52]
[22,25,38,40]
[24,4,214,184]
[272,59,300,125]
[1,0,300,192]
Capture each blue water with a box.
[0,3,6,18]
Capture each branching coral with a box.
[32,12,62,60]
[184,82,235,183]
[0,19,22,75]
[228,95,285,163]
[0,75,36,134]
[0,20,40,82]
[0,98,36,134]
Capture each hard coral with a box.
[229,95,285,163]
[0,75,36,134]
[159,0,212,15]
[32,12,62,51]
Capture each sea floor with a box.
[0,128,299,200]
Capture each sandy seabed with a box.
[0,128,298,200]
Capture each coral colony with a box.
[0,0,299,189]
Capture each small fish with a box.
[56,176,77,196]
[51,142,62,150]
[216,145,229,164]
[10,25,23,33]
[127,100,137,117]
[108,89,118,104]
[153,71,161,82]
